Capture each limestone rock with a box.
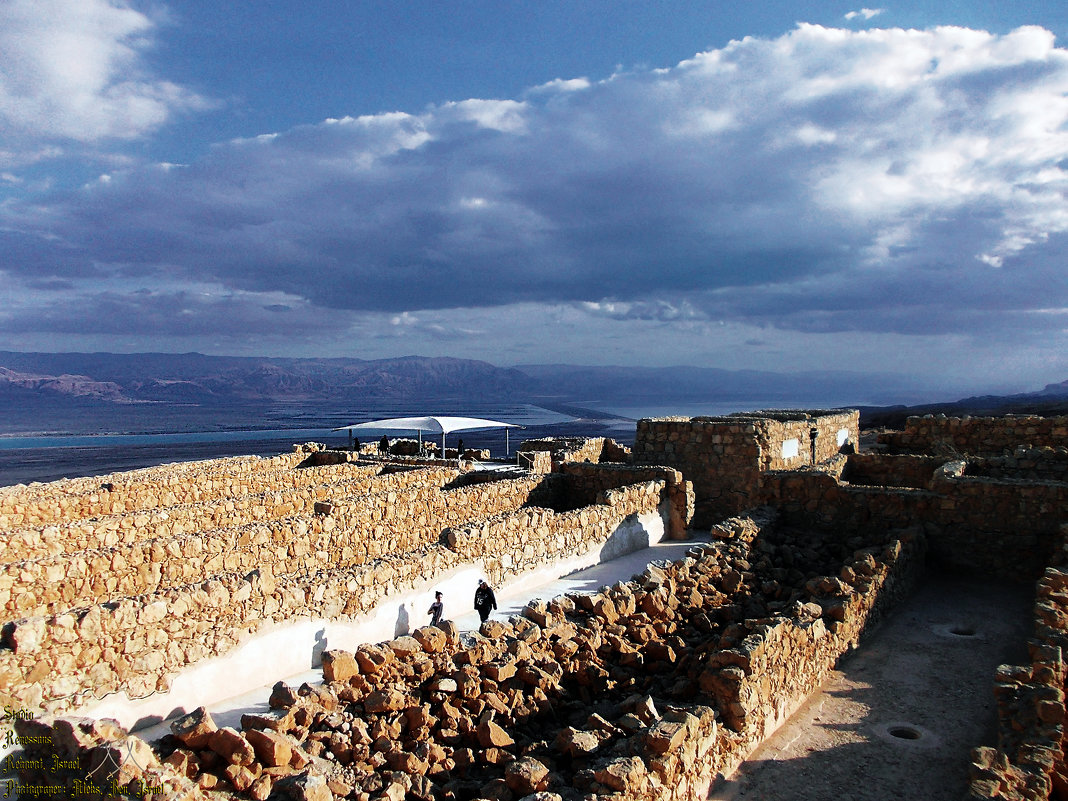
[505,757,551,795]
[477,719,515,748]
[555,727,601,757]
[364,687,407,714]
[321,650,359,684]
[209,726,255,766]
[412,625,447,653]
[272,770,334,801]
[270,680,299,708]
[389,635,422,658]
[245,727,293,768]
[594,756,647,792]
[170,706,218,750]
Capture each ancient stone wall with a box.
[0,472,553,619]
[13,509,925,801]
[840,453,945,489]
[759,463,1068,580]
[0,452,310,528]
[517,437,631,466]
[879,415,1068,457]
[556,462,694,539]
[963,447,1068,483]
[633,410,858,526]
[0,463,446,566]
[967,528,1068,800]
[0,455,670,719]
[633,417,762,526]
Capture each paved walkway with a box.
[709,575,1032,801]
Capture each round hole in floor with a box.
[888,725,922,741]
[949,626,976,637]
[873,721,939,748]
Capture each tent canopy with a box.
[334,415,522,456]
[333,416,519,435]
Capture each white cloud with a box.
[845,9,886,21]
[527,77,592,94]
[2,23,1068,384]
[0,0,206,154]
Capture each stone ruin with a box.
[0,410,1066,801]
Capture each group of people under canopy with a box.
[333,415,521,458]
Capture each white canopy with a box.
[334,416,519,435]
[333,416,521,454]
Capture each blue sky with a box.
[2,1,1068,395]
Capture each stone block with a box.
[320,650,359,684]
[170,706,218,750]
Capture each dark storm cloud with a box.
[3,24,1068,343]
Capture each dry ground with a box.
[708,574,1032,800]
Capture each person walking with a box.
[379,434,389,455]
[473,579,497,623]
[428,591,444,625]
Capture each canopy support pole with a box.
[505,428,509,456]
[442,432,446,458]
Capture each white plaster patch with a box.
[837,428,850,447]
[782,438,800,459]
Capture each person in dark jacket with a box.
[428,591,444,625]
[379,434,389,454]
[474,580,497,623]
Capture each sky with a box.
[2,1,1068,395]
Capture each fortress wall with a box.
[11,511,925,801]
[759,468,1067,580]
[0,479,668,719]
[0,463,451,565]
[0,473,551,620]
[442,480,665,582]
[634,410,858,526]
[517,436,632,465]
[840,453,946,489]
[968,530,1068,800]
[557,462,694,538]
[634,418,764,525]
[964,448,1068,483]
[755,411,859,469]
[0,451,312,527]
[879,415,1068,457]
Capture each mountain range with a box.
[0,351,1065,434]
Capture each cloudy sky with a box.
[2,1,1067,394]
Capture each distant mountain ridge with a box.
[1,351,1064,431]
[0,352,527,404]
[860,378,1068,427]
[0,367,128,402]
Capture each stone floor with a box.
[708,574,1032,801]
